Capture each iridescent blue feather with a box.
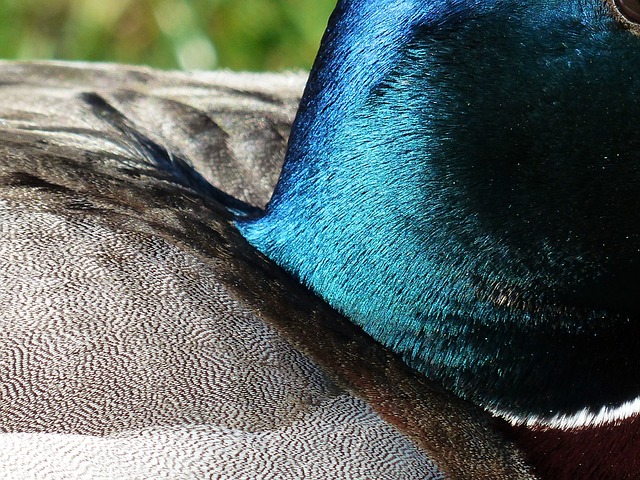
[239,0,640,419]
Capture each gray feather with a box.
[0,61,534,479]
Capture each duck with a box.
[0,61,531,479]
[241,0,640,477]
[0,0,638,479]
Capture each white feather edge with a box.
[490,396,640,429]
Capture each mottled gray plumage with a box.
[0,62,533,479]
[0,61,302,208]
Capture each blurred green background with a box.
[0,0,336,71]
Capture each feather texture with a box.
[2,0,640,477]
[0,61,533,479]
[241,0,640,418]
[239,1,640,477]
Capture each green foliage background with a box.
[0,0,336,71]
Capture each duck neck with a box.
[240,0,448,371]
[238,0,640,421]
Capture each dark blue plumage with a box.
[1,1,640,478]
[240,0,640,444]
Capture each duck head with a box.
[239,0,640,427]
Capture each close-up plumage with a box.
[0,0,639,479]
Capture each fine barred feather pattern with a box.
[0,200,439,479]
